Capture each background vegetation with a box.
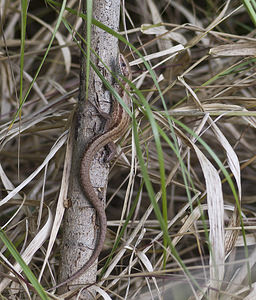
[0,0,256,299]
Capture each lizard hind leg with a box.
[105,141,117,162]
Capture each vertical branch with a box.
[59,0,121,297]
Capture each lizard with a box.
[51,53,132,290]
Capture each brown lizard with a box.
[52,54,132,290]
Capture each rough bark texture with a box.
[59,0,121,298]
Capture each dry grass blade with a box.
[0,207,53,292]
[210,42,256,57]
[0,132,68,206]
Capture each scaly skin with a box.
[52,54,132,290]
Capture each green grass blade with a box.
[0,229,50,300]
[242,0,256,26]
[132,115,204,294]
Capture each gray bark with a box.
[59,0,121,298]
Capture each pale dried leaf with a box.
[137,251,161,299]
[243,283,256,300]
[141,24,187,45]
[146,0,173,51]
[210,43,256,57]
[193,145,224,298]
[0,163,22,200]
[0,207,53,291]
[130,45,184,66]
[209,121,241,199]
[91,286,112,300]
[179,77,241,259]
[172,205,203,246]
[0,131,68,206]
[235,234,256,247]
